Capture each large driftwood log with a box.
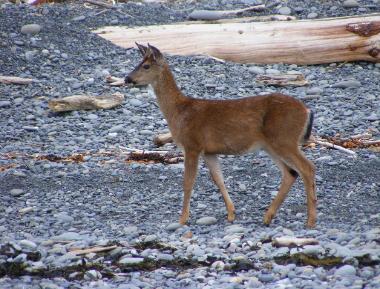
[94,14,380,64]
[48,92,124,112]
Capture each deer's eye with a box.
[143,64,150,70]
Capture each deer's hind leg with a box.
[264,145,316,228]
[203,154,235,222]
[263,157,298,226]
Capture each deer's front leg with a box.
[179,150,199,225]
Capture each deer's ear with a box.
[148,44,163,62]
[135,42,148,56]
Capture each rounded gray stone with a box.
[278,6,292,15]
[343,0,359,8]
[166,222,182,231]
[10,189,25,197]
[21,24,42,35]
[0,100,11,108]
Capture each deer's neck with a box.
[151,65,187,126]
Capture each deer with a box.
[125,43,317,228]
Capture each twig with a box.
[84,0,115,9]
[315,140,357,157]
[0,75,34,85]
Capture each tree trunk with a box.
[94,14,380,65]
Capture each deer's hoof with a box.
[263,212,274,226]
[227,212,235,222]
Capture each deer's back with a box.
[171,93,309,154]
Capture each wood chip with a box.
[69,245,118,255]
[48,92,124,112]
[256,73,308,87]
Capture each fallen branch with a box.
[188,5,266,21]
[69,245,118,255]
[106,75,125,86]
[0,76,34,85]
[256,73,308,87]
[48,92,124,112]
[314,140,357,157]
[272,236,319,248]
[84,0,115,9]
[125,148,183,164]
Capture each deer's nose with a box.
[125,76,135,85]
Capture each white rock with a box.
[196,216,217,225]
[335,264,356,276]
[19,240,38,250]
[343,0,359,8]
[119,257,144,265]
[21,24,42,35]
[211,260,225,271]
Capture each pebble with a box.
[84,269,102,280]
[157,253,174,261]
[258,273,275,282]
[248,66,265,75]
[10,188,25,197]
[307,12,318,19]
[19,240,38,250]
[21,24,42,35]
[265,68,281,75]
[196,216,217,225]
[129,98,143,107]
[332,80,361,88]
[0,100,11,108]
[278,6,292,15]
[335,265,357,276]
[166,223,182,231]
[343,0,359,8]
[72,15,86,21]
[52,232,87,241]
[119,256,145,265]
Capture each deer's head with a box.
[125,43,165,86]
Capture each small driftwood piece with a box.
[124,148,183,164]
[106,75,125,86]
[0,76,34,85]
[188,5,266,21]
[256,73,308,87]
[48,92,124,112]
[273,236,319,247]
[84,0,115,9]
[153,132,173,147]
[315,140,357,157]
[69,245,118,255]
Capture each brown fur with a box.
[126,44,317,228]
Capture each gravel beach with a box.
[0,0,379,288]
